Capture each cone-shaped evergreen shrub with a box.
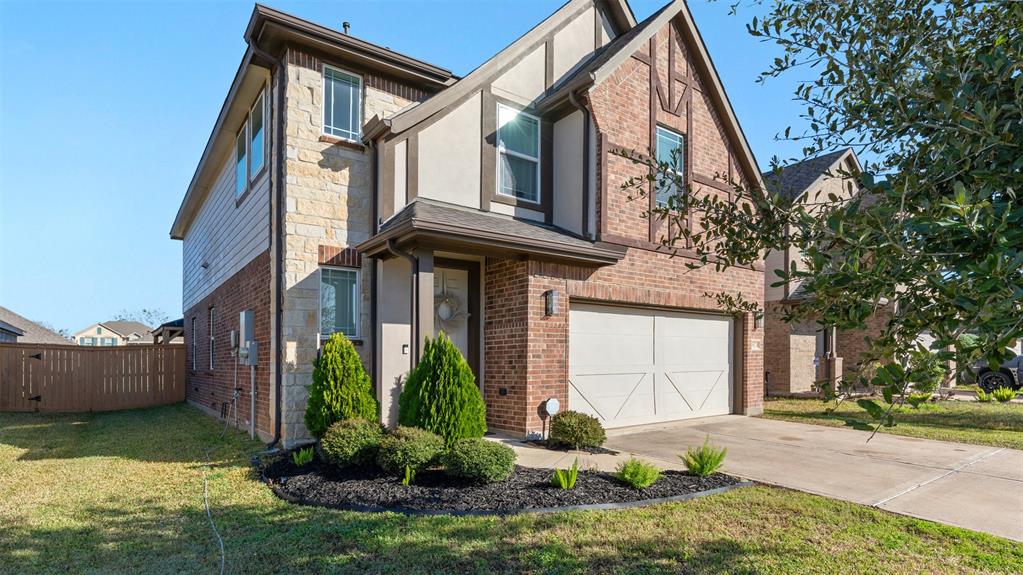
[397,332,486,444]
[305,333,378,437]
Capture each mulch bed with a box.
[261,457,745,515]
[523,439,619,455]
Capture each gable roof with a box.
[99,321,153,338]
[0,306,70,344]
[541,0,764,188]
[762,148,860,201]
[369,0,637,137]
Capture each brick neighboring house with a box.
[171,0,766,446]
[760,148,892,394]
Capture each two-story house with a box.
[171,0,765,447]
[73,320,153,346]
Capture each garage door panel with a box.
[570,304,732,428]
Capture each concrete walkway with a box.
[501,415,1023,541]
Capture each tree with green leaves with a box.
[619,0,1021,431]
[398,332,487,444]
[305,333,378,437]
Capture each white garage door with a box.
[569,303,733,428]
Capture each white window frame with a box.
[234,127,247,198]
[318,266,360,339]
[322,64,363,142]
[191,317,197,370]
[655,126,685,207]
[496,103,541,204]
[208,307,215,370]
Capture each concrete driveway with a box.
[506,415,1022,541]
[602,416,1022,542]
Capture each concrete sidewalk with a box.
[499,415,1023,542]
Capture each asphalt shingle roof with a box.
[0,306,71,344]
[761,149,851,200]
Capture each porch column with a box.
[414,248,434,361]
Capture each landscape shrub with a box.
[376,426,445,479]
[907,351,948,394]
[680,437,727,477]
[992,387,1016,403]
[906,391,932,409]
[397,333,486,444]
[292,446,315,466]
[550,459,579,490]
[320,419,384,467]
[305,333,378,438]
[976,389,994,403]
[615,458,661,489]
[549,411,606,450]
[442,438,516,483]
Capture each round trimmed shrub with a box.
[376,426,446,477]
[305,333,378,438]
[442,438,517,483]
[549,410,606,450]
[398,332,487,444]
[320,418,384,467]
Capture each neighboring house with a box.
[760,148,888,394]
[171,0,766,446]
[0,306,71,344]
[73,321,153,346]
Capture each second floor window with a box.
[320,267,359,338]
[655,126,685,207]
[323,66,362,141]
[497,104,540,203]
[236,90,267,199]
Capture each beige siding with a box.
[553,110,585,234]
[417,92,482,208]
[182,143,270,311]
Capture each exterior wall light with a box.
[543,289,559,316]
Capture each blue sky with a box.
[0,0,803,334]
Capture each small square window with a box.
[497,104,540,203]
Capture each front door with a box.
[432,261,479,378]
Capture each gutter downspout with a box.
[568,90,593,240]
[386,239,419,361]
[249,42,286,449]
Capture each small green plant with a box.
[305,333,378,438]
[976,389,994,403]
[549,410,607,450]
[402,465,414,486]
[320,418,384,467]
[550,458,579,490]
[442,438,517,483]
[376,426,445,479]
[398,333,487,444]
[292,446,315,466]
[992,387,1017,403]
[906,391,931,409]
[681,437,727,477]
[615,457,661,489]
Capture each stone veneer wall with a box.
[185,250,273,438]
[278,48,417,446]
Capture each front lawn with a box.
[763,398,1023,449]
[2,405,1021,574]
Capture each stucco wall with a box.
[418,92,482,208]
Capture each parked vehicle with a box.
[972,355,1022,392]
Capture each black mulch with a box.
[261,457,743,514]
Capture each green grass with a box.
[763,398,1023,449]
[2,405,1021,575]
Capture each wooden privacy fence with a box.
[0,343,186,412]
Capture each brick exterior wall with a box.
[185,250,272,438]
[763,302,819,394]
[837,303,893,380]
[483,258,530,432]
